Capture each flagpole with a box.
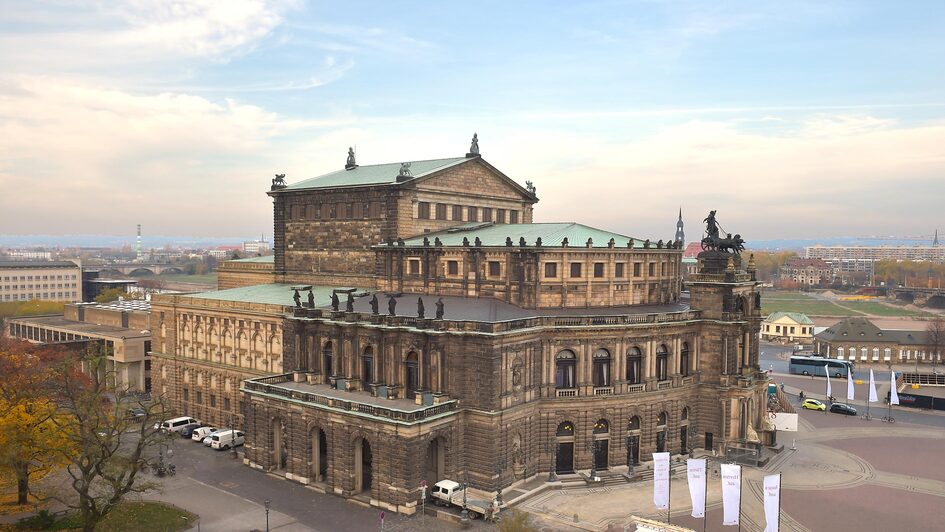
[737,468,742,532]
[703,464,708,532]
[667,463,672,524]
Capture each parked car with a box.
[179,424,204,438]
[192,427,218,442]
[210,430,245,450]
[126,407,146,420]
[801,399,826,411]
[155,417,200,433]
[829,403,857,416]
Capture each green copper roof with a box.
[765,311,814,324]
[284,157,469,190]
[186,284,366,306]
[393,222,647,248]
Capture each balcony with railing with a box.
[555,388,578,398]
[242,373,458,425]
[593,386,614,396]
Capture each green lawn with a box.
[833,300,933,317]
[138,273,218,285]
[760,291,818,301]
[762,298,863,316]
[17,502,195,531]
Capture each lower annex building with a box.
[151,139,770,515]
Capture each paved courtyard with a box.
[514,392,945,531]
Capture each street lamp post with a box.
[547,437,558,482]
[627,436,636,477]
[460,471,469,523]
[590,438,599,479]
[264,499,271,532]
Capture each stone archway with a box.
[354,437,373,494]
[272,418,287,471]
[424,437,446,491]
[311,428,329,483]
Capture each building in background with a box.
[806,244,945,263]
[814,317,934,366]
[4,249,53,260]
[5,299,152,391]
[242,238,270,255]
[778,258,832,286]
[0,260,83,302]
[762,311,815,343]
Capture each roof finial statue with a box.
[271,173,287,190]
[525,180,536,196]
[467,133,480,157]
[398,162,412,178]
[345,147,357,170]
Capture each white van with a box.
[210,429,245,450]
[191,426,218,442]
[155,417,199,433]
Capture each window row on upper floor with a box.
[288,201,384,221]
[554,344,691,389]
[417,202,519,224]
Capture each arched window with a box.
[681,407,690,422]
[626,347,643,384]
[837,347,845,359]
[556,421,574,437]
[656,344,669,381]
[884,348,891,361]
[657,412,668,427]
[861,347,868,361]
[628,416,641,431]
[593,419,610,434]
[680,342,690,377]
[405,351,420,399]
[872,348,880,361]
[362,346,374,385]
[592,348,611,387]
[322,341,333,377]
[555,350,576,389]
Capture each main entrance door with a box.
[556,442,574,474]
[705,432,713,451]
[593,440,609,471]
[406,352,419,400]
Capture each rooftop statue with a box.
[346,292,354,313]
[700,210,746,254]
[468,133,480,155]
[435,298,445,319]
[272,173,287,189]
[293,289,301,307]
[330,292,340,312]
[398,162,412,177]
[345,147,356,168]
[417,297,425,319]
[307,290,315,308]
[388,295,397,316]
[370,294,379,315]
[525,180,536,196]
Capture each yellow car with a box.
[801,399,826,411]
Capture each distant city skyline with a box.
[2,1,944,239]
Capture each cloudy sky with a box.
[1,0,944,242]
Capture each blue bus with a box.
[789,355,853,378]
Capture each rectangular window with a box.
[447,260,459,275]
[195,391,202,404]
[452,205,463,221]
[661,263,666,275]
[467,207,478,222]
[418,202,431,219]
[496,209,506,224]
[488,261,501,277]
[183,388,189,402]
[544,263,557,278]
[210,395,216,407]
[435,203,447,220]
[648,263,655,276]
[482,207,493,222]
[593,263,605,278]
[509,210,519,224]
[224,398,231,411]
[353,203,363,218]
[408,260,421,275]
[346,203,354,218]
[615,263,625,278]
[570,263,582,278]
[329,204,338,218]
[369,202,381,218]
[634,263,642,277]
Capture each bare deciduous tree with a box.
[927,318,945,370]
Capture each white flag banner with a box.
[763,474,781,532]
[687,458,707,519]
[869,369,878,403]
[847,370,855,401]
[721,463,742,526]
[890,371,900,405]
[825,366,832,399]
[653,452,670,510]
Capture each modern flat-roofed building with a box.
[5,299,152,391]
[0,260,83,303]
[806,245,945,263]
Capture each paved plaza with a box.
[514,382,945,531]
